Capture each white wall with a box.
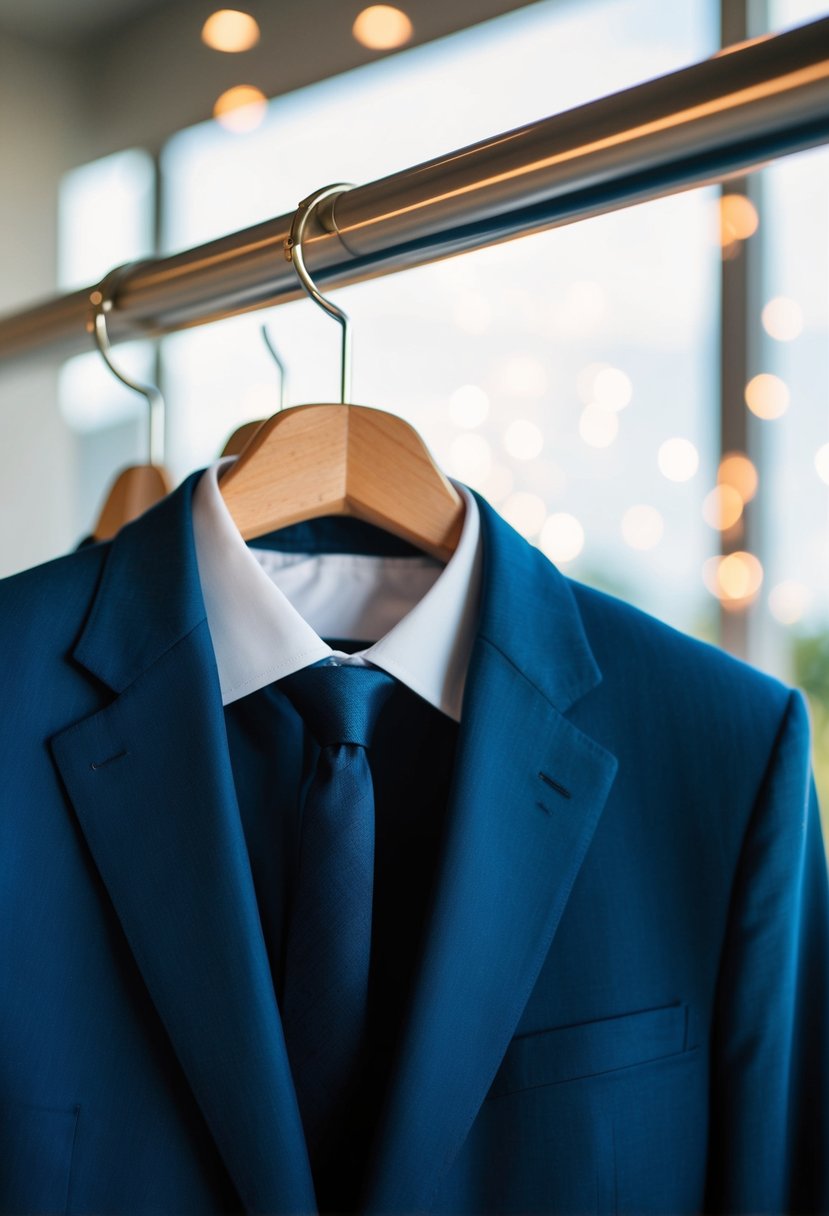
[0,32,83,575]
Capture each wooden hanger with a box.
[218,184,464,562]
[92,464,172,541]
[221,418,264,458]
[220,403,463,560]
[87,264,172,541]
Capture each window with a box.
[158,0,718,642]
[57,149,157,529]
[752,0,829,806]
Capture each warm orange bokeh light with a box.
[352,5,413,49]
[703,551,764,610]
[201,9,260,52]
[717,452,758,502]
[719,551,763,599]
[213,85,267,132]
[745,372,790,420]
[702,485,744,531]
[719,193,759,247]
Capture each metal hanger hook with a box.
[88,261,165,465]
[284,183,355,405]
[260,324,287,411]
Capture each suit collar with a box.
[72,470,600,716]
[190,458,483,719]
[75,464,484,723]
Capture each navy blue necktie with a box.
[277,659,396,1198]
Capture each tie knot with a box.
[278,661,397,749]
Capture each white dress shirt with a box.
[191,457,482,722]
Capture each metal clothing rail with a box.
[2,15,829,364]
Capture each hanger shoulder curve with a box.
[221,419,266,457]
[219,403,351,533]
[92,464,172,541]
[348,406,464,554]
[218,403,464,561]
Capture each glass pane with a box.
[163,0,716,251]
[768,0,829,31]
[160,0,718,641]
[58,148,155,289]
[57,148,157,538]
[743,0,829,826]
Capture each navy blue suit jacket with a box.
[1,468,828,1214]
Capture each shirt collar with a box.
[191,457,482,721]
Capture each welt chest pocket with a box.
[487,1001,694,1099]
[0,1102,80,1215]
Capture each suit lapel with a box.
[360,494,618,1214]
[49,475,316,1215]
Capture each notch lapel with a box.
[49,475,317,1215]
[360,494,619,1214]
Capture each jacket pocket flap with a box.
[487,1002,691,1099]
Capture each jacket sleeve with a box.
[705,687,829,1215]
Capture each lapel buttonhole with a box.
[538,770,572,799]
[90,750,129,771]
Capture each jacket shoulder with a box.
[564,576,797,792]
[564,576,792,705]
[565,579,811,866]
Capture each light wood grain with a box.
[221,419,266,457]
[219,403,464,561]
[92,464,172,541]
